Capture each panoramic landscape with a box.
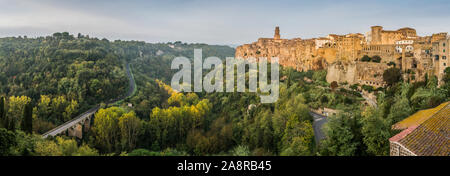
[0,0,449,158]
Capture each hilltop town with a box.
[235,26,450,87]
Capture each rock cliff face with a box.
[235,27,364,72]
[326,61,388,87]
[235,38,334,72]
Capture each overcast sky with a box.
[1,0,450,45]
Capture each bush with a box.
[361,55,371,62]
[330,81,338,90]
[387,61,396,67]
[128,149,159,156]
[362,85,374,92]
[371,55,382,63]
[383,67,402,86]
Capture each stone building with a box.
[389,102,449,156]
[432,36,450,85]
[235,26,449,87]
[367,26,417,45]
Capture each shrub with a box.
[383,67,402,86]
[361,55,371,62]
[371,55,382,63]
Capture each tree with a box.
[21,102,33,134]
[371,55,382,63]
[34,140,63,156]
[383,67,402,86]
[34,136,98,156]
[6,96,31,131]
[74,144,99,156]
[51,96,68,124]
[118,111,142,151]
[330,81,338,91]
[321,113,358,156]
[361,55,371,62]
[35,95,51,122]
[280,117,314,156]
[0,97,5,128]
[230,145,250,156]
[320,95,329,104]
[56,137,78,156]
[312,70,327,83]
[0,128,16,156]
[92,107,125,153]
[128,149,158,156]
[443,67,450,83]
[361,107,391,156]
[63,100,78,122]
[387,61,396,67]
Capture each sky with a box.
[1,0,450,45]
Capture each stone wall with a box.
[326,61,388,87]
[390,142,416,156]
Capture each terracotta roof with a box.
[389,125,418,142]
[392,102,449,130]
[390,102,449,156]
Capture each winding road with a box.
[42,63,136,138]
[310,111,328,145]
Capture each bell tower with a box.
[274,26,280,40]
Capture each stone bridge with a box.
[42,106,99,139]
[42,62,135,139]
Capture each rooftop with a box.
[392,102,449,130]
[389,102,449,156]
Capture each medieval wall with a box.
[326,61,388,87]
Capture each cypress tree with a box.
[21,102,33,134]
[0,97,4,128]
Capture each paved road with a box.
[310,111,328,145]
[42,63,135,138]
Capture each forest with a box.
[0,33,449,156]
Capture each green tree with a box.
[92,107,125,153]
[6,96,31,131]
[56,137,78,156]
[74,144,99,156]
[312,70,327,83]
[34,140,63,156]
[280,119,314,156]
[383,67,402,86]
[21,102,33,134]
[0,97,5,128]
[321,113,358,156]
[371,55,382,63]
[35,95,51,122]
[361,107,391,156]
[361,55,371,62]
[0,128,16,156]
[230,145,250,156]
[118,111,142,151]
[330,81,338,91]
[63,100,79,122]
[51,96,68,124]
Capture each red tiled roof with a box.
[389,125,418,142]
